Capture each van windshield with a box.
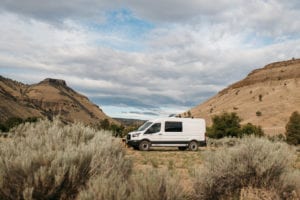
[138,121,152,131]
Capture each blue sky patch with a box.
[87,9,155,52]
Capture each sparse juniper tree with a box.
[207,112,242,138]
[285,111,300,145]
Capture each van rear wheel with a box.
[139,140,151,151]
[189,141,198,151]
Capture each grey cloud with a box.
[127,111,159,116]
[90,96,156,109]
[0,0,120,23]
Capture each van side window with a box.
[165,122,182,132]
[145,123,161,134]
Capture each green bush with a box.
[0,117,39,133]
[193,137,300,200]
[0,119,131,200]
[0,123,8,132]
[285,111,300,145]
[97,119,125,137]
[241,123,264,137]
[207,112,241,138]
[5,117,23,129]
[256,111,262,116]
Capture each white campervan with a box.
[126,117,206,151]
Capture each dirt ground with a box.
[125,146,207,192]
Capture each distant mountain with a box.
[184,58,300,135]
[113,118,146,127]
[0,76,116,125]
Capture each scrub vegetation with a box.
[286,111,300,145]
[0,119,299,200]
[207,112,264,138]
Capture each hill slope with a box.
[0,76,115,125]
[185,59,300,135]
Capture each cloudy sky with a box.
[0,0,300,119]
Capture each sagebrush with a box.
[0,119,131,200]
[193,136,300,200]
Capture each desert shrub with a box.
[207,112,241,138]
[0,123,8,132]
[0,119,131,200]
[268,134,286,142]
[256,111,262,116]
[96,119,126,137]
[98,118,110,130]
[78,169,188,200]
[5,117,23,129]
[193,137,300,200]
[77,170,130,200]
[206,137,241,148]
[0,117,39,133]
[129,169,188,200]
[241,123,264,137]
[285,111,300,145]
[239,187,281,200]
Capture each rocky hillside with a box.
[0,76,115,125]
[185,58,300,135]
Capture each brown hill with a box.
[0,76,115,125]
[184,58,300,135]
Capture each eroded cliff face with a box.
[0,76,115,125]
[185,59,300,135]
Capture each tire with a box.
[189,141,198,151]
[178,147,187,151]
[139,140,151,151]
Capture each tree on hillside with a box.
[285,111,300,145]
[207,112,241,138]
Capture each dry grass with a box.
[125,147,205,194]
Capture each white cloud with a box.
[0,1,300,118]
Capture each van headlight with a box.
[132,133,141,137]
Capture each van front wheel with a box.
[189,141,198,151]
[139,140,151,151]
